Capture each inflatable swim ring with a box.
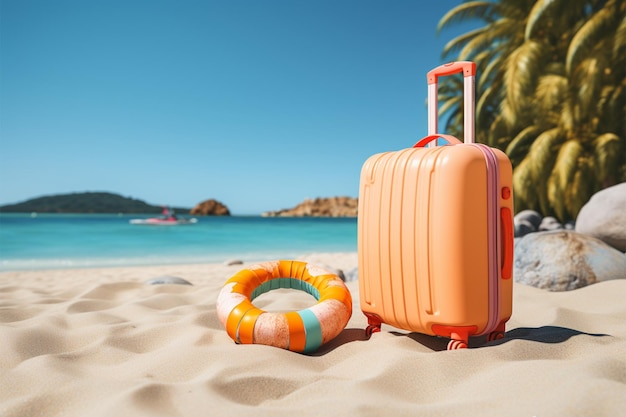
[216,260,352,353]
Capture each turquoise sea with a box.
[0,214,358,271]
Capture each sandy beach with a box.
[1,252,625,417]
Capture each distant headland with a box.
[0,192,191,214]
[0,192,359,217]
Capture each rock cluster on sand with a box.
[190,199,230,216]
[514,210,574,237]
[262,196,358,217]
[513,182,626,291]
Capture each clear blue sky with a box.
[1,0,474,215]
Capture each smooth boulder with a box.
[514,230,626,291]
[576,183,626,252]
[514,210,551,237]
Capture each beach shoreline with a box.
[1,252,625,416]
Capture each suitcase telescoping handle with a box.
[427,61,476,144]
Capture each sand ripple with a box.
[1,260,625,416]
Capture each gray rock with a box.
[514,219,536,238]
[576,183,626,252]
[514,230,626,291]
[224,259,244,266]
[515,210,543,229]
[144,276,193,285]
[539,216,563,231]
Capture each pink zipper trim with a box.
[468,144,501,335]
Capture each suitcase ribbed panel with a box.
[358,145,497,335]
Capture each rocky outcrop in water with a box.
[190,199,230,216]
[262,197,358,217]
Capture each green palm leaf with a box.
[614,15,626,60]
[567,157,595,220]
[477,50,504,91]
[505,125,540,165]
[512,158,537,212]
[502,40,546,129]
[526,127,564,214]
[547,139,584,220]
[525,0,558,40]
[573,57,603,122]
[566,0,618,74]
[594,133,626,186]
[533,74,568,127]
[606,84,625,138]
[437,1,496,34]
[442,27,490,58]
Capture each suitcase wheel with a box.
[447,339,468,350]
[365,325,381,337]
[487,331,505,342]
[487,323,506,342]
[364,313,382,338]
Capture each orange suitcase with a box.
[357,62,514,350]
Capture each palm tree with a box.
[437,0,626,221]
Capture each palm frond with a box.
[505,125,540,165]
[442,27,490,58]
[526,127,565,214]
[525,0,558,40]
[614,15,626,61]
[459,28,494,61]
[566,157,595,220]
[503,40,546,123]
[594,133,626,186]
[533,74,568,127]
[512,158,537,212]
[437,1,496,34]
[558,98,575,134]
[566,0,618,74]
[573,57,602,122]
[488,115,509,148]
[477,50,505,91]
[475,84,499,118]
[459,18,524,61]
[476,84,502,143]
[607,84,626,138]
[439,95,462,118]
[547,139,584,220]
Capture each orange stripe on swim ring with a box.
[216,260,352,353]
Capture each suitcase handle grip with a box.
[427,61,476,84]
[500,207,514,279]
[413,134,462,148]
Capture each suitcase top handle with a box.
[427,61,475,144]
[413,134,462,148]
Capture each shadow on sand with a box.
[396,325,611,352]
[309,326,610,355]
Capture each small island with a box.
[262,196,358,217]
[0,192,191,214]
